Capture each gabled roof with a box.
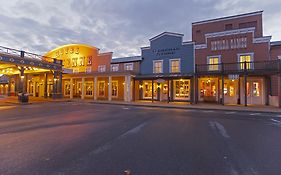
[111,56,142,63]
[271,41,281,46]
[149,32,184,42]
[192,11,263,25]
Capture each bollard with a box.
[124,169,132,175]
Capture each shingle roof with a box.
[111,56,142,63]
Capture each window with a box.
[174,79,190,100]
[87,56,92,65]
[278,55,281,60]
[111,64,119,72]
[86,67,91,73]
[225,24,233,30]
[85,82,93,96]
[112,81,118,97]
[124,63,133,71]
[72,58,78,67]
[64,81,70,96]
[98,81,105,97]
[207,56,220,71]
[239,21,257,29]
[170,59,180,73]
[153,60,163,74]
[79,57,85,66]
[98,65,106,72]
[239,54,253,70]
[253,82,260,97]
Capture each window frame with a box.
[237,53,254,70]
[207,55,221,71]
[153,60,163,74]
[98,65,106,72]
[98,81,105,97]
[111,64,119,72]
[111,81,118,98]
[124,63,134,71]
[169,58,181,73]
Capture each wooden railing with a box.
[195,60,281,75]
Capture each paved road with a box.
[0,102,280,175]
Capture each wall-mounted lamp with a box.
[139,85,143,89]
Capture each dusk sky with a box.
[0,0,280,58]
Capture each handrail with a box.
[0,45,59,65]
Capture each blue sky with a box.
[0,0,280,58]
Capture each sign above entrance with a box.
[156,78,165,83]
[152,47,180,56]
[228,74,239,80]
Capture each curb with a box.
[89,101,281,114]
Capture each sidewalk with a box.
[1,96,280,113]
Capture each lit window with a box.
[208,56,220,71]
[112,81,118,97]
[98,81,105,96]
[111,64,119,72]
[174,79,190,100]
[239,54,253,70]
[98,65,106,72]
[153,60,163,74]
[79,57,85,66]
[253,82,260,97]
[170,59,180,73]
[87,56,92,65]
[72,58,78,67]
[124,63,133,71]
[86,67,92,73]
[85,82,93,96]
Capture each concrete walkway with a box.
[0,96,280,113]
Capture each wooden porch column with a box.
[152,80,154,103]
[94,77,97,100]
[44,73,48,98]
[244,61,247,106]
[108,76,112,101]
[70,78,73,99]
[221,75,224,105]
[167,79,170,103]
[81,77,85,100]
[133,78,136,101]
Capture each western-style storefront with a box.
[195,60,279,106]
[62,72,134,102]
[134,74,194,103]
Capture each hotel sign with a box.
[153,47,180,56]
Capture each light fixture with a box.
[139,85,143,89]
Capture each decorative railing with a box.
[0,45,56,63]
[195,60,281,75]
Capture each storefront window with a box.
[229,81,235,97]
[239,54,252,70]
[174,79,190,100]
[98,81,105,96]
[86,82,93,96]
[112,81,118,97]
[200,79,216,97]
[143,81,157,99]
[64,81,70,95]
[253,82,260,97]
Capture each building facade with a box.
[1,11,281,108]
[135,32,195,102]
[193,11,280,106]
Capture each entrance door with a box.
[247,79,263,105]
[76,82,82,97]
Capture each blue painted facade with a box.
[140,32,194,76]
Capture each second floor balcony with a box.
[195,60,281,75]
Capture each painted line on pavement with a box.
[249,113,261,116]
[225,111,237,114]
[209,121,230,138]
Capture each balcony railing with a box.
[195,60,281,75]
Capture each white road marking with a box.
[249,113,261,116]
[225,111,237,114]
[276,115,281,118]
[270,119,281,127]
[209,121,230,138]
[271,119,281,123]
[119,122,147,139]
[122,107,130,110]
[202,110,214,113]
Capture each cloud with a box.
[0,0,280,58]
